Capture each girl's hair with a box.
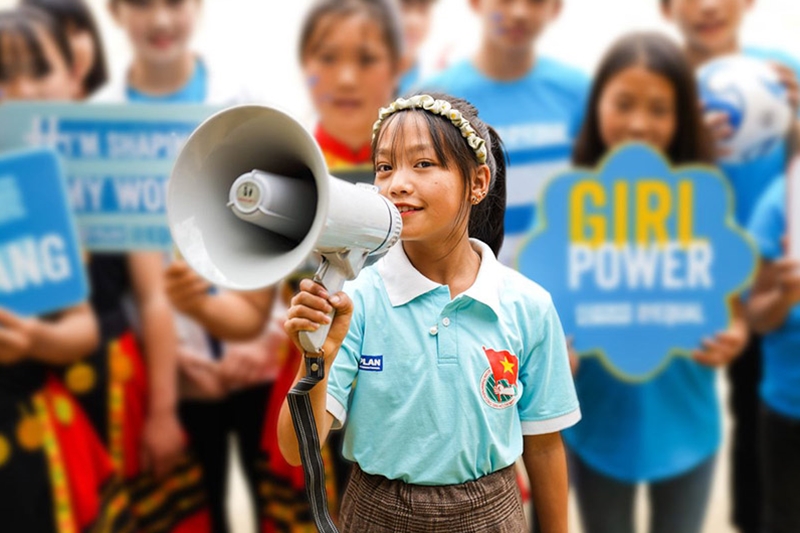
[0,5,73,83]
[573,31,714,167]
[299,0,404,67]
[371,92,508,256]
[20,0,108,96]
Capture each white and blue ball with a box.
[697,55,792,163]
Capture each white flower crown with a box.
[371,94,488,165]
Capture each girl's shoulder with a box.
[494,263,556,314]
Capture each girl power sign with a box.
[518,143,756,381]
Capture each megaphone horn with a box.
[167,104,402,353]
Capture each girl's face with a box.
[597,65,677,153]
[664,0,751,57]
[0,26,77,101]
[374,113,479,246]
[302,13,398,143]
[111,0,200,65]
[65,22,95,90]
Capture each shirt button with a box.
[429,326,438,335]
[442,317,451,327]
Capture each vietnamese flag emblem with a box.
[483,347,519,387]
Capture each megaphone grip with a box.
[298,262,350,354]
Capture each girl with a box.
[277,92,579,533]
[20,0,109,98]
[565,32,747,533]
[0,7,133,532]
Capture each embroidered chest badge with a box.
[480,347,520,408]
[359,355,383,372]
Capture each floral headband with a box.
[371,94,488,165]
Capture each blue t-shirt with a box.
[126,58,208,104]
[720,47,800,227]
[422,57,589,266]
[398,62,421,97]
[326,240,580,485]
[746,177,800,419]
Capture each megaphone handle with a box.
[298,261,349,355]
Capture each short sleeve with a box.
[516,298,581,435]
[326,288,364,429]
[747,178,786,261]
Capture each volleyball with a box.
[697,55,793,163]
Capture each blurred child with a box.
[278,91,578,532]
[20,0,108,98]
[746,173,800,533]
[397,0,437,95]
[293,0,403,511]
[564,32,747,533]
[423,0,588,267]
[661,2,800,530]
[299,0,402,184]
[0,7,134,532]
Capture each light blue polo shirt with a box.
[747,177,800,420]
[422,58,589,266]
[326,239,581,485]
[126,58,208,103]
[720,47,800,227]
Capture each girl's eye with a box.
[416,160,434,168]
[318,53,337,65]
[359,53,380,67]
[375,163,392,173]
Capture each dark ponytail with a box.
[469,125,506,256]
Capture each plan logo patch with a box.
[359,355,383,372]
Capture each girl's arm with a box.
[522,433,569,533]
[277,278,353,467]
[747,257,800,334]
[0,303,98,365]
[165,260,276,341]
[692,295,748,367]
[129,252,184,479]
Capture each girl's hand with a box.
[703,110,734,160]
[141,409,186,480]
[165,260,212,316]
[177,349,227,400]
[0,308,35,365]
[769,61,800,113]
[284,279,353,361]
[692,323,748,367]
[219,347,271,391]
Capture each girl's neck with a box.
[318,120,372,153]
[685,40,741,70]
[474,39,535,81]
[403,236,481,299]
[128,53,196,95]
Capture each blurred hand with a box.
[177,349,227,400]
[703,110,734,160]
[0,308,35,365]
[165,260,212,316]
[140,409,185,480]
[284,279,353,362]
[769,61,800,113]
[692,323,747,367]
[219,347,272,391]
[774,256,800,307]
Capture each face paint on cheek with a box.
[491,11,504,35]
[306,74,319,88]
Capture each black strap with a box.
[287,355,340,533]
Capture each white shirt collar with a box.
[377,239,503,316]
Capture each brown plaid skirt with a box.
[338,464,527,532]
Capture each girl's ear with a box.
[471,164,491,203]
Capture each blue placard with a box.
[0,102,221,251]
[0,148,88,316]
[517,143,757,382]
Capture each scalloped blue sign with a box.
[517,142,757,381]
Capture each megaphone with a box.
[167,104,402,353]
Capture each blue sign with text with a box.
[0,103,220,251]
[0,148,87,316]
[517,143,757,381]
